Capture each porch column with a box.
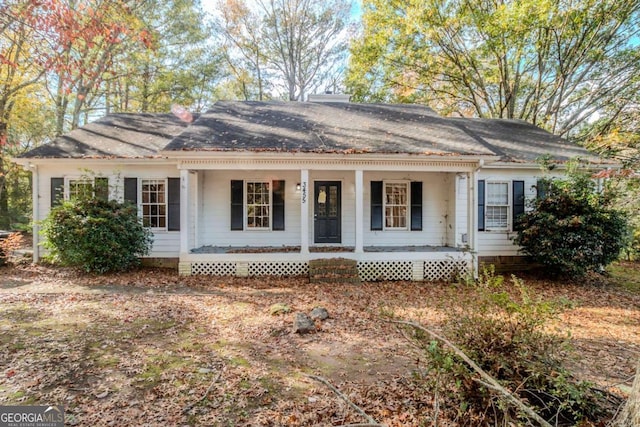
[354,169,364,253]
[468,169,479,278]
[300,169,310,254]
[30,164,40,263]
[180,168,191,255]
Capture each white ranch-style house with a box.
[14,98,607,281]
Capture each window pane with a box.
[246,181,270,228]
[487,183,508,205]
[141,179,167,229]
[486,206,508,228]
[384,183,408,229]
[329,186,338,216]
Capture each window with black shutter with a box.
[512,180,525,230]
[478,180,485,231]
[410,181,423,231]
[230,180,244,230]
[50,178,64,208]
[167,178,180,231]
[272,180,285,231]
[124,178,138,205]
[370,181,383,230]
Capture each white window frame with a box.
[64,176,109,201]
[485,181,510,231]
[65,177,93,201]
[245,181,271,230]
[383,180,409,230]
[140,178,168,231]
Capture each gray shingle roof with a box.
[454,118,598,162]
[163,101,497,156]
[19,113,192,159]
[19,101,601,163]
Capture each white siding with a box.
[477,168,543,257]
[34,162,180,258]
[198,170,457,249]
[199,170,302,247]
[363,172,452,247]
[454,174,469,247]
[34,161,571,260]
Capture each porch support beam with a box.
[355,169,364,253]
[468,168,479,278]
[30,164,40,263]
[180,168,191,255]
[300,169,310,254]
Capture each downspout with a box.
[28,163,39,263]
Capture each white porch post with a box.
[30,164,40,263]
[355,169,364,253]
[468,169,479,278]
[300,169,310,254]
[179,168,191,255]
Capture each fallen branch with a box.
[389,320,553,427]
[612,359,640,427]
[305,374,385,427]
[182,371,222,414]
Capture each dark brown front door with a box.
[314,181,341,243]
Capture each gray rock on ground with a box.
[309,307,329,321]
[293,312,315,334]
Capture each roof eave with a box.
[160,149,501,162]
[485,159,621,170]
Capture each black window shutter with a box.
[124,178,138,205]
[512,180,525,230]
[272,180,285,231]
[410,181,423,231]
[370,181,383,230]
[50,178,64,208]
[230,180,244,231]
[94,177,109,201]
[478,180,485,231]
[536,179,547,200]
[167,178,180,231]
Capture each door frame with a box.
[313,180,342,244]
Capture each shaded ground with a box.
[0,262,638,426]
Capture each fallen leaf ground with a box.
[0,262,638,426]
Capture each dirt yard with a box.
[0,262,638,426]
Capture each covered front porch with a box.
[174,154,482,281]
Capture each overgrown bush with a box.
[41,198,152,273]
[514,165,628,277]
[410,268,609,426]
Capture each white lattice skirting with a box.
[184,258,470,282]
[424,259,470,281]
[189,261,308,277]
[358,261,414,281]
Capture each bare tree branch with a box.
[389,319,553,427]
[304,374,384,427]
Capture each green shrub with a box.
[514,166,628,278]
[414,269,608,426]
[41,198,152,273]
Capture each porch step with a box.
[309,258,361,284]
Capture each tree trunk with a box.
[141,63,150,113]
[55,74,68,136]
[615,360,640,427]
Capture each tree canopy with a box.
[347,0,640,138]
[216,0,353,101]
